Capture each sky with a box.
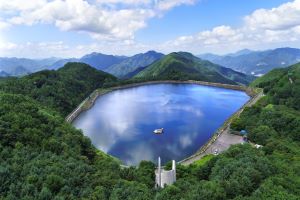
[0,0,300,58]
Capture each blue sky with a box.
[0,0,299,58]
[136,0,290,42]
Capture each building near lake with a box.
[155,157,176,188]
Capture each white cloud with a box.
[156,0,196,11]
[0,0,47,11]
[0,41,78,58]
[0,40,151,58]
[158,0,300,54]
[0,0,196,41]
[0,20,10,30]
[96,0,196,9]
[244,0,300,30]
[2,0,300,57]
[96,0,151,6]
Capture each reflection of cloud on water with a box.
[123,143,155,166]
[155,99,204,118]
[179,131,198,149]
[73,83,248,164]
[165,143,181,157]
[179,134,193,148]
[163,104,203,117]
[74,115,114,153]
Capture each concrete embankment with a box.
[65,89,112,123]
[66,80,263,166]
[65,80,256,123]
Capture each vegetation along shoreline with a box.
[66,79,262,165]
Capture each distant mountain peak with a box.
[105,51,164,78]
[81,52,108,58]
[135,52,254,85]
[198,47,300,76]
[79,52,127,70]
[145,50,159,54]
[142,50,164,57]
[227,49,254,57]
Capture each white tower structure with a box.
[155,157,176,188]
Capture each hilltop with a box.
[251,62,300,110]
[0,62,117,115]
[106,51,164,78]
[135,52,254,85]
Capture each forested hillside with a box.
[106,51,164,78]
[79,53,127,71]
[0,62,155,199]
[135,52,254,85]
[0,61,299,199]
[0,62,116,116]
[151,63,300,199]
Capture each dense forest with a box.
[0,63,116,116]
[0,62,299,199]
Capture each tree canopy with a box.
[0,62,299,199]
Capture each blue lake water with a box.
[73,83,249,165]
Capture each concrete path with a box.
[180,127,243,165]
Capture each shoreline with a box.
[66,80,262,166]
[66,80,257,123]
[179,89,264,165]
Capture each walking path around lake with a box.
[66,80,263,166]
[179,90,264,166]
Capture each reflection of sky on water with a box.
[73,84,249,165]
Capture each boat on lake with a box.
[153,128,164,134]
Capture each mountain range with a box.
[198,47,300,76]
[135,52,254,85]
[105,51,164,78]
[0,51,162,77]
[1,47,300,79]
[0,57,61,76]
[0,51,255,85]
[0,52,299,199]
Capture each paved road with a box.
[180,127,243,165]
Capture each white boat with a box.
[153,128,164,134]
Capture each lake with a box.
[73,83,250,165]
